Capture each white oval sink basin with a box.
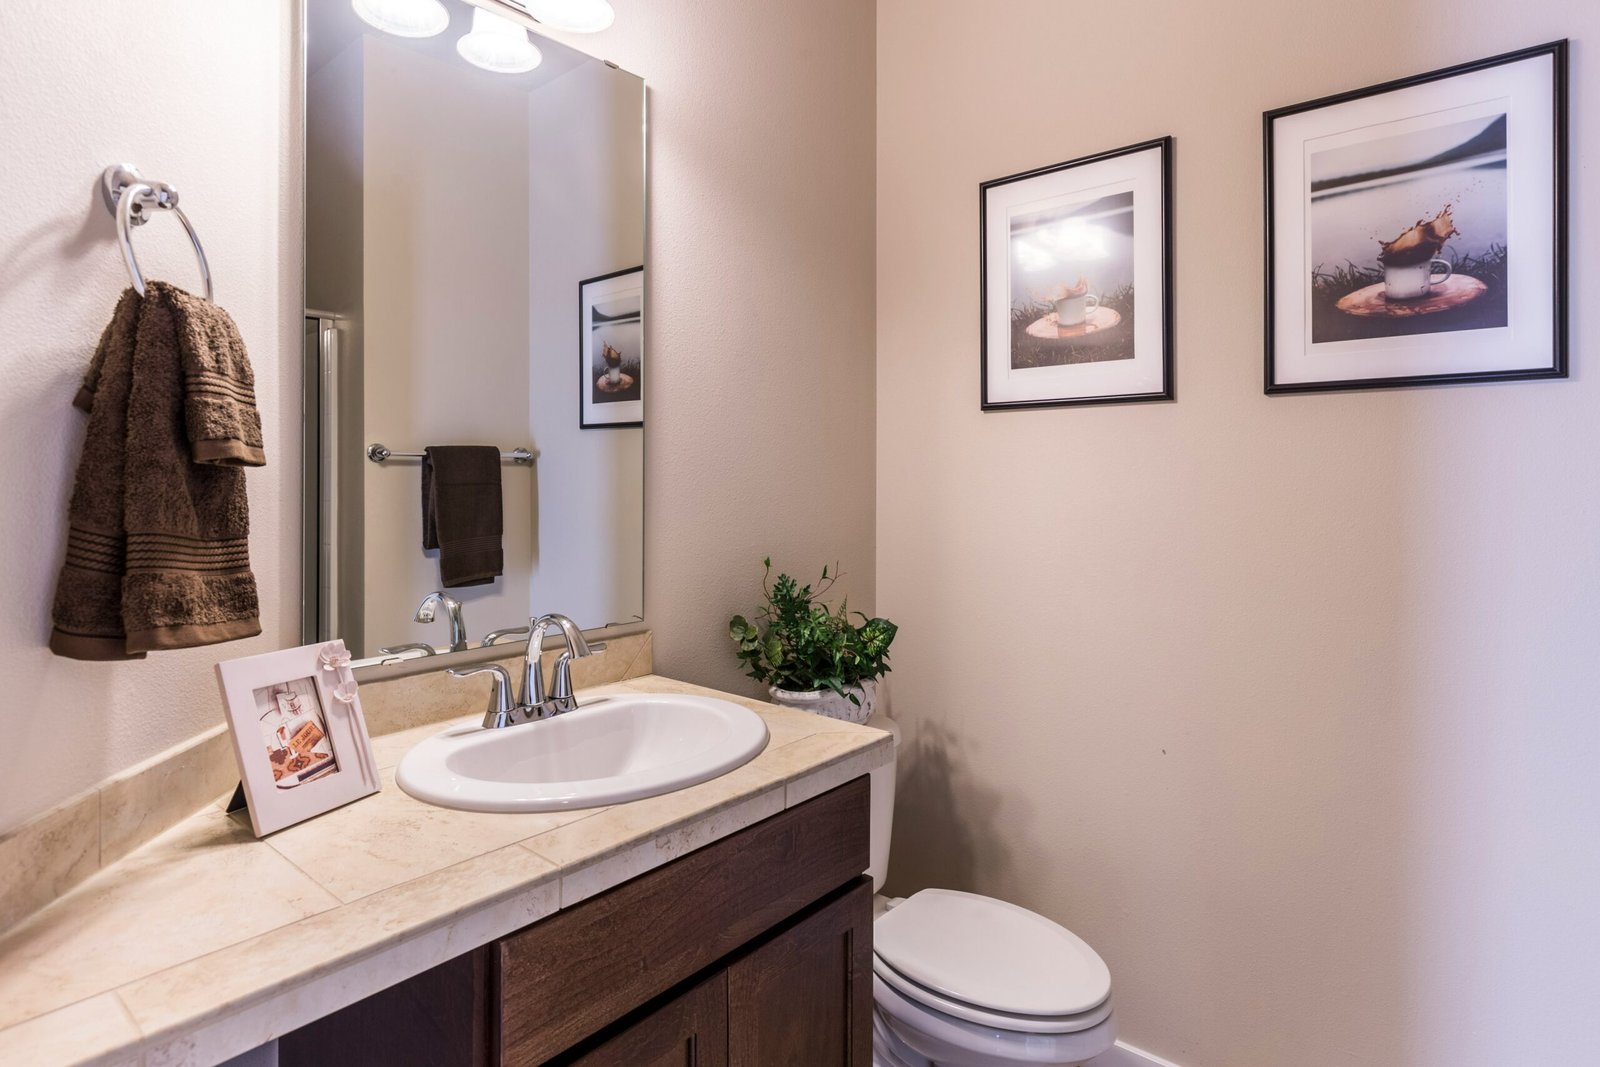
[396,692,769,813]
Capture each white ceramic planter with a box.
[768,678,878,725]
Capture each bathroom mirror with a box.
[302,0,645,663]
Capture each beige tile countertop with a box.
[0,676,891,1067]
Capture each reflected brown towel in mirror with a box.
[50,283,265,660]
[422,446,504,588]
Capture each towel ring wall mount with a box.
[100,164,214,302]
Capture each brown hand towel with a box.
[421,445,503,588]
[50,282,266,660]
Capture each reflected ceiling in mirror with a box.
[303,0,645,663]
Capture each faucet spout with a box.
[521,613,603,716]
[415,591,468,653]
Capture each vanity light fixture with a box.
[515,0,616,33]
[351,0,450,37]
[456,6,544,73]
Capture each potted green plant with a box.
[728,559,897,724]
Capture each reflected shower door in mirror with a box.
[303,0,645,661]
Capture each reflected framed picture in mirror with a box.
[1265,41,1568,393]
[580,266,645,428]
[979,137,1174,410]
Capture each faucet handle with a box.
[551,643,606,704]
[484,626,530,646]
[378,642,437,658]
[449,665,517,729]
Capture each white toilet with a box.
[867,716,1117,1067]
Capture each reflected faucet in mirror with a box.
[376,642,437,660]
[414,591,468,653]
[483,625,531,646]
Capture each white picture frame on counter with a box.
[215,639,380,837]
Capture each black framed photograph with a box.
[1265,41,1567,394]
[980,136,1173,410]
[579,265,644,428]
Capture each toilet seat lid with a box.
[873,889,1111,1017]
[872,953,1115,1034]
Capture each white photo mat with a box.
[1268,46,1563,390]
[982,139,1171,408]
[215,640,380,837]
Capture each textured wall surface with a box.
[0,1,300,832]
[877,4,1599,1065]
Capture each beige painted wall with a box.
[0,0,300,833]
[538,1,878,692]
[877,3,1599,1065]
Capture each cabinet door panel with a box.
[727,878,873,1067]
[279,947,492,1067]
[499,778,869,1065]
[556,972,728,1067]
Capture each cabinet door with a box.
[727,877,873,1067]
[279,947,492,1067]
[555,971,729,1067]
[499,778,869,1064]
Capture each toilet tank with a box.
[866,713,900,891]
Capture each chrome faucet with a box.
[446,612,604,730]
[414,591,468,653]
[520,613,605,719]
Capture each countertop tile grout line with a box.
[258,830,362,909]
[109,844,567,1047]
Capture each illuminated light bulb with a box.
[351,0,449,38]
[456,7,543,73]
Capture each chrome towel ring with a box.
[99,164,214,302]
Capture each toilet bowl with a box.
[868,717,1117,1067]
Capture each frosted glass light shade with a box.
[456,8,543,73]
[351,0,449,38]
[520,0,616,33]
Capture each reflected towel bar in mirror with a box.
[366,443,538,464]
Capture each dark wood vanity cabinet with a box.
[281,777,873,1067]
[550,879,871,1067]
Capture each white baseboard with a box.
[1091,1040,1188,1067]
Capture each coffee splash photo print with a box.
[1265,42,1566,392]
[1009,191,1136,368]
[1309,113,1507,343]
[980,137,1172,409]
